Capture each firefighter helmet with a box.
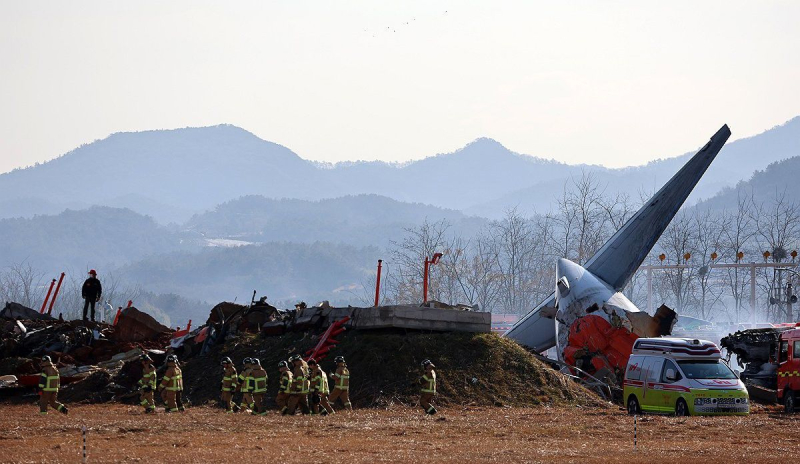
[307,358,317,365]
[252,358,261,366]
[421,359,434,367]
[221,357,232,365]
[334,356,345,364]
[41,355,52,363]
[166,355,178,363]
[140,354,153,362]
[277,360,289,369]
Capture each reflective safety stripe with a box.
[253,375,268,393]
[421,374,436,393]
[335,374,349,389]
[43,375,59,392]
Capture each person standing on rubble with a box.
[286,355,310,415]
[220,357,239,413]
[237,358,254,412]
[38,355,68,415]
[158,355,184,413]
[308,359,334,415]
[276,360,293,415]
[138,354,157,414]
[81,270,102,322]
[328,356,352,411]
[418,359,437,415]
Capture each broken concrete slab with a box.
[348,305,491,333]
[112,307,172,342]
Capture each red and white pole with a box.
[423,257,430,303]
[374,259,383,307]
[40,279,56,314]
[47,272,65,315]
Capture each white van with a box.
[623,338,749,416]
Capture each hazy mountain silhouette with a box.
[696,155,800,211]
[185,194,487,247]
[1,118,797,222]
[466,117,800,217]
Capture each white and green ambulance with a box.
[623,337,749,416]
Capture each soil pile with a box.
[182,331,603,408]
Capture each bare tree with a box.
[719,190,757,322]
[0,262,47,309]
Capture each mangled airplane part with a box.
[505,125,731,383]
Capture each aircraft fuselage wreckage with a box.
[504,125,732,385]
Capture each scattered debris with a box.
[1,302,54,321]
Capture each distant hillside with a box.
[2,118,798,222]
[0,206,189,273]
[119,242,382,306]
[185,194,488,247]
[468,117,800,217]
[697,155,800,210]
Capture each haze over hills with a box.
[1,116,799,324]
[1,117,798,224]
[697,155,800,211]
[185,194,487,248]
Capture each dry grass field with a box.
[0,404,796,463]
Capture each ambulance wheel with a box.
[784,391,796,414]
[626,395,640,415]
[675,398,690,417]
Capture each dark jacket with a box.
[82,277,102,300]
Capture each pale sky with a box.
[1,1,799,174]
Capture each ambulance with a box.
[623,337,749,416]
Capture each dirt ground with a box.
[0,403,797,463]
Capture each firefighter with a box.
[308,359,334,415]
[286,355,310,415]
[158,355,184,413]
[328,355,352,411]
[38,355,68,415]
[220,357,239,413]
[418,359,437,415]
[138,354,157,414]
[250,358,268,415]
[81,269,102,322]
[237,358,254,412]
[276,360,293,415]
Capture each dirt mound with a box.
[182,331,603,408]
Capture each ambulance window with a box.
[794,341,800,360]
[779,341,789,363]
[661,360,681,383]
[646,358,663,382]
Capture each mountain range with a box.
[1,116,799,323]
[3,117,797,223]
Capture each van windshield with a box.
[677,360,737,380]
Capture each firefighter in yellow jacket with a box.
[286,355,310,415]
[138,354,157,414]
[328,356,352,411]
[38,355,68,415]
[237,358,254,412]
[158,355,184,413]
[220,357,239,413]
[276,360,293,415]
[250,358,268,415]
[418,359,437,415]
[308,358,334,415]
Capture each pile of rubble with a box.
[1,298,601,409]
[0,303,172,402]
